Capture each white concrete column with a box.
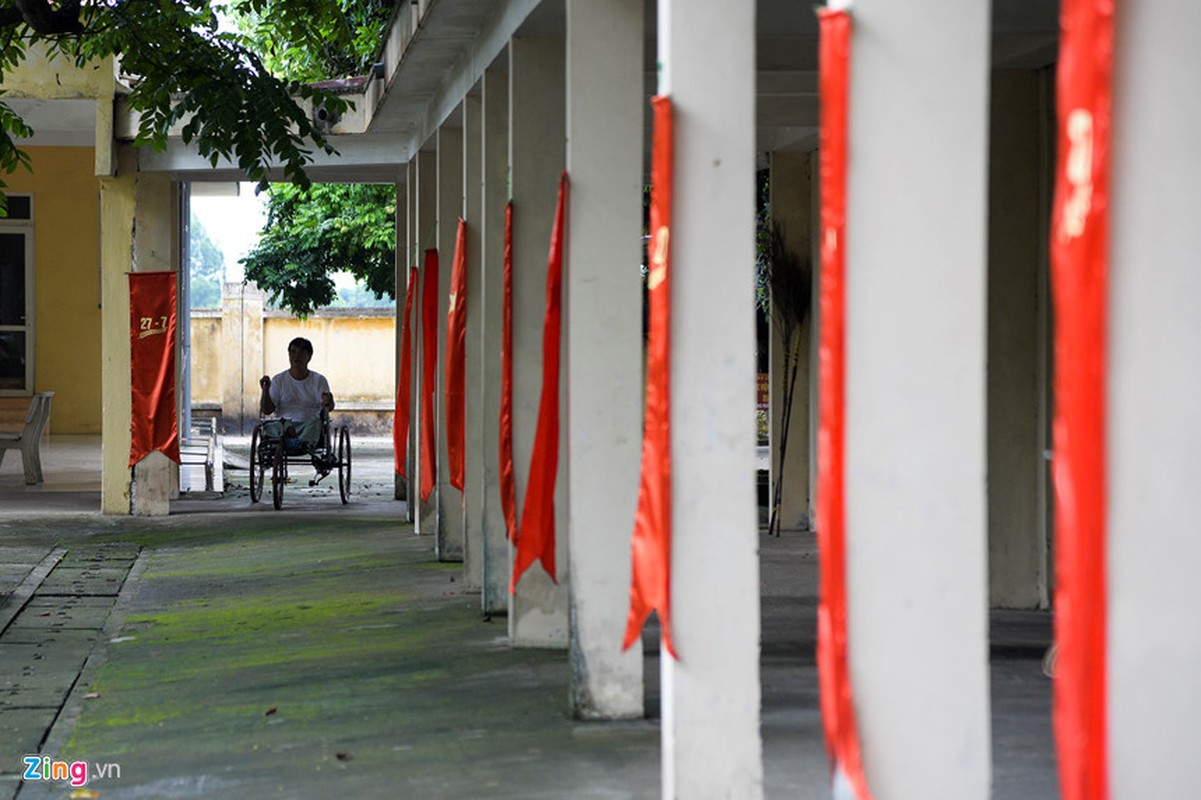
[404,160,419,523]
[437,125,466,561]
[130,171,178,516]
[508,31,569,647]
[1110,4,1201,795]
[564,0,644,719]
[658,0,761,796]
[414,147,438,537]
[480,65,511,614]
[100,146,137,514]
[395,178,411,505]
[987,70,1048,609]
[844,2,991,798]
[463,92,485,591]
[768,151,813,533]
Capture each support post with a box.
[508,30,569,647]
[564,0,644,719]
[480,65,511,614]
[843,2,992,796]
[437,125,466,561]
[463,92,485,590]
[658,0,762,795]
[414,148,438,537]
[1109,3,1201,794]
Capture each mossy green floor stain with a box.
[55,518,658,798]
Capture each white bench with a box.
[0,392,54,485]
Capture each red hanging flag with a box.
[129,271,181,467]
[1051,2,1112,799]
[815,10,873,800]
[446,219,468,491]
[623,96,675,658]
[512,173,569,591]
[420,248,439,503]
[393,265,419,476]
[499,203,518,542]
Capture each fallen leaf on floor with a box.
[265,707,278,716]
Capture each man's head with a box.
[287,337,314,371]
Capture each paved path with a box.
[0,545,140,800]
[0,444,1060,799]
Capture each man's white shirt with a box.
[269,370,330,421]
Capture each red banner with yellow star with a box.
[446,219,468,491]
[623,96,675,657]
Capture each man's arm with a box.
[319,375,335,413]
[259,376,276,416]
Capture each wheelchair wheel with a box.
[249,425,264,503]
[337,426,351,504]
[271,445,286,510]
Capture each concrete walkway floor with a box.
[0,441,1060,799]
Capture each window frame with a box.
[0,193,35,397]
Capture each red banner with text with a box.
[512,174,568,592]
[623,96,676,658]
[393,266,418,476]
[816,10,872,800]
[129,271,181,467]
[1051,1,1112,798]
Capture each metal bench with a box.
[0,392,54,485]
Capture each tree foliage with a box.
[240,182,395,316]
[0,0,394,201]
[229,0,395,83]
[189,211,225,308]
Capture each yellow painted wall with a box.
[3,45,114,99]
[190,313,396,407]
[3,146,103,434]
[189,313,222,404]
[262,315,397,402]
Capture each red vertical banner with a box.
[816,10,872,800]
[623,96,675,658]
[128,271,181,467]
[499,203,518,542]
[511,173,569,592]
[446,219,468,491]
[393,266,418,476]
[419,248,439,503]
[1051,2,1112,799]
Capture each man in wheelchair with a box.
[258,336,335,459]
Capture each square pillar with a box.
[395,178,412,505]
[414,148,438,537]
[100,146,137,514]
[463,92,485,591]
[844,2,992,797]
[480,65,512,614]
[436,125,466,561]
[564,0,644,719]
[658,0,762,796]
[1109,2,1201,794]
[508,30,569,647]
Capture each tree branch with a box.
[10,0,85,35]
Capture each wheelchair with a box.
[248,411,351,509]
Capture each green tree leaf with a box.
[240,182,395,316]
